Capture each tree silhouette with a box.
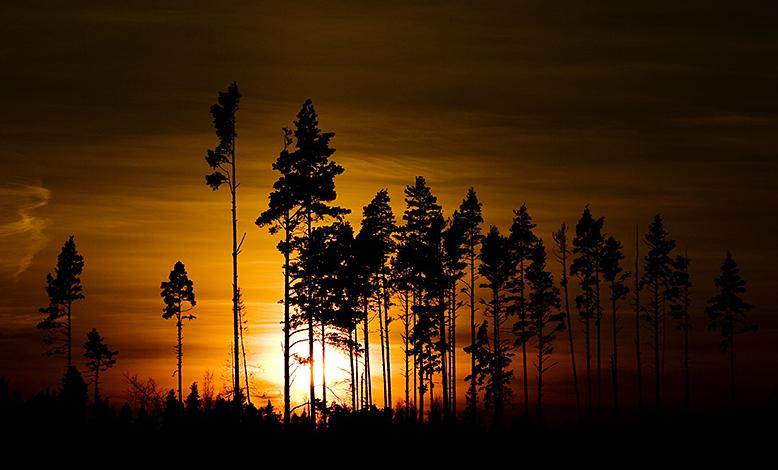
[508,203,538,419]
[399,176,445,422]
[60,365,88,417]
[83,328,118,404]
[478,226,516,428]
[639,214,676,413]
[37,236,84,369]
[357,189,397,409]
[463,320,491,422]
[552,223,581,419]
[571,206,604,419]
[285,99,349,423]
[633,224,644,411]
[705,252,756,407]
[204,82,243,403]
[672,252,692,409]
[601,235,629,416]
[236,288,251,405]
[456,188,483,422]
[186,382,201,414]
[442,204,469,418]
[256,126,301,424]
[160,261,197,403]
[526,240,564,424]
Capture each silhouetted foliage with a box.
[478,226,516,427]
[639,214,677,413]
[508,203,538,418]
[204,82,243,403]
[83,328,118,404]
[456,188,484,422]
[706,252,756,406]
[571,206,605,419]
[526,240,564,424]
[552,223,581,419]
[600,236,629,416]
[186,382,201,414]
[60,366,88,417]
[160,261,196,402]
[37,236,84,368]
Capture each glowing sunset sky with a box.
[1,1,777,412]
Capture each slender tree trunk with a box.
[684,324,690,410]
[536,308,543,426]
[654,281,661,414]
[450,282,457,417]
[177,305,183,403]
[67,300,72,370]
[585,316,592,418]
[239,298,251,405]
[493,291,502,428]
[94,358,100,403]
[363,300,372,407]
[730,335,735,409]
[611,291,619,416]
[283,217,291,425]
[634,225,643,412]
[469,252,477,422]
[321,323,327,419]
[230,139,240,405]
[349,329,356,410]
[560,249,581,420]
[383,279,393,410]
[440,291,449,421]
[661,299,666,388]
[418,346,425,423]
[520,260,529,418]
[404,290,410,417]
[306,212,316,424]
[595,271,602,422]
[413,292,418,414]
[378,291,388,408]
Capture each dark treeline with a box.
[8,84,770,434]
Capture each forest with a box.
[2,83,772,441]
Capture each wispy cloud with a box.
[0,183,50,282]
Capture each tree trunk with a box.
[94,358,100,404]
[177,306,183,403]
[321,322,327,420]
[469,252,477,422]
[349,329,356,410]
[283,218,291,425]
[230,138,240,405]
[383,279,392,410]
[378,291,387,408]
[730,335,735,409]
[306,213,316,424]
[560,249,581,420]
[654,280,661,414]
[536,307,543,426]
[493,290,503,428]
[634,225,643,412]
[404,290,410,417]
[595,270,602,422]
[450,281,457,417]
[520,260,529,419]
[67,300,72,370]
[363,300,372,408]
[585,316,592,419]
[439,291,449,421]
[611,292,619,416]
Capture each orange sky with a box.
[1,1,777,413]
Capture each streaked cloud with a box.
[0,183,50,282]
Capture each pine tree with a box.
[457,188,483,422]
[256,127,300,424]
[83,328,118,404]
[357,189,397,409]
[160,261,197,403]
[37,236,84,369]
[478,226,516,427]
[204,82,243,403]
[443,210,467,417]
[601,235,629,416]
[672,252,692,409]
[639,214,676,413]
[526,240,564,424]
[552,223,581,419]
[571,206,605,419]
[706,252,756,407]
[508,203,537,419]
[399,176,445,422]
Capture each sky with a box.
[1,1,777,414]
